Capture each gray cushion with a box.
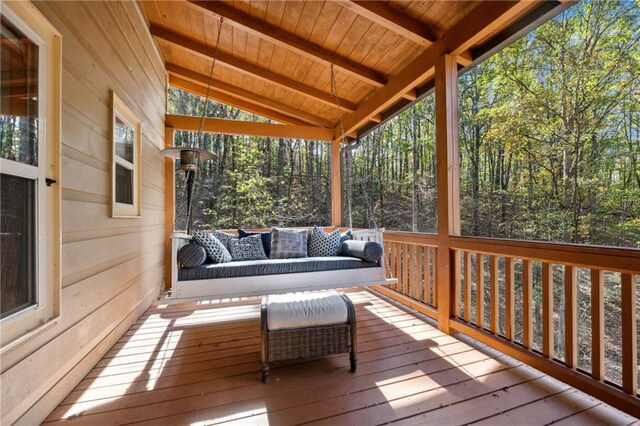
[270,228,308,259]
[229,234,268,261]
[193,230,232,264]
[179,256,377,281]
[341,240,384,263]
[308,226,341,257]
[177,242,207,268]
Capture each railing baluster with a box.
[522,259,533,349]
[542,262,554,359]
[395,242,401,292]
[591,268,604,381]
[402,243,409,295]
[453,250,461,318]
[432,247,437,307]
[409,245,415,299]
[464,251,472,323]
[565,265,577,368]
[417,246,424,302]
[426,247,432,306]
[505,257,514,341]
[490,255,499,334]
[621,273,637,395]
[476,253,484,328]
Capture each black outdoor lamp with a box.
[161,147,216,235]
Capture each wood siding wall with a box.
[0,2,166,424]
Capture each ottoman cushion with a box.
[266,290,348,330]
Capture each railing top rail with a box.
[383,231,438,246]
[450,235,640,274]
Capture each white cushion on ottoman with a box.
[266,290,348,330]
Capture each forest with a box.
[169,0,639,249]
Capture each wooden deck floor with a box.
[44,288,638,425]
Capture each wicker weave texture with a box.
[266,324,352,361]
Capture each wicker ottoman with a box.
[260,290,357,383]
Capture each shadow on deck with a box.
[43,288,637,425]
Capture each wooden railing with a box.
[376,232,640,417]
[375,231,438,320]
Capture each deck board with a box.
[44,288,636,425]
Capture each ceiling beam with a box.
[339,1,438,47]
[336,0,539,139]
[151,25,357,113]
[166,115,334,141]
[187,0,387,87]
[169,74,332,128]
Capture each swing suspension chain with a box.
[197,16,225,144]
[329,64,348,144]
[329,65,393,282]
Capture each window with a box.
[111,92,141,217]
[0,1,61,349]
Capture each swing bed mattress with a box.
[170,232,388,300]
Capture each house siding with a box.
[0,1,166,424]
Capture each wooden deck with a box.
[44,288,637,425]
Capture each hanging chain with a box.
[197,16,224,144]
[329,64,348,144]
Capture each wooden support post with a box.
[164,127,176,290]
[435,53,461,334]
[331,140,342,227]
[621,273,637,395]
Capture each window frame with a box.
[111,92,142,218]
[0,1,61,351]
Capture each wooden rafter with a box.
[339,1,438,47]
[165,115,334,141]
[169,75,330,128]
[337,0,539,139]
[151,25,357,113]
[187,0,387,87]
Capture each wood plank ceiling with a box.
[140,0,545,139]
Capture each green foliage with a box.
[349,0,639,248]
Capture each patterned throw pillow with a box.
[238,229,272,257]
[308,226,342,257]
[193,230,232,264]
[229,234,268,261]
[212,230,236,250]
[177,242,207,268]
[270,228,308,259]
[340,229,353,243]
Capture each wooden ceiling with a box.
[140,0,567,140]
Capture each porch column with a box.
[164,127,175,290]
[331,139,342,227]
[435,53,461,333]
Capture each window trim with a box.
[0,0,62,351]
[111,92,142,218]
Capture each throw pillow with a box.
[177,242,207,268]
[229,234,268,261]
[308,226,342,257]
[212,230,236,250]
[340,229,353,243]
[193,230,232,263]
[238,228,272,257]
[340,240,384,263]
[270,228,308,259]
